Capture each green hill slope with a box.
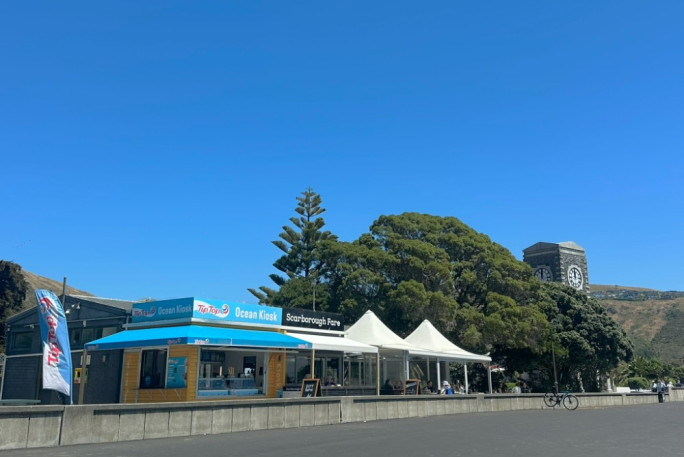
[591,285,684,364]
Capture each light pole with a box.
[549,317,560,395]
[312,275,317,312]
[551,334,559,394]
[312,279,316,312]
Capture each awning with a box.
[413,351,491,362]
[286,332,378,353]
[84,325,313,351]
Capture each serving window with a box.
[139,349,167,389]
[197,349,264,398]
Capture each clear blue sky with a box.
[2,1,682,302]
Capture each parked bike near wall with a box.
[543,391,579,410]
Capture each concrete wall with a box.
[1,391,680,450]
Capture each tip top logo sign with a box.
[132,306,156,318]
[194,300,230,318]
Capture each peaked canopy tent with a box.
[344,310,436,356]
[345,311,442,393]
[405,320,492,393]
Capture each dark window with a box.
[69,327,119,348]
[71,328,105,348]
[12,332,33,352]
[139,349,167,389]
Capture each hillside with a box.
[591,285,684,364]
[19,270,94,310]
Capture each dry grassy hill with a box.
[591,285,684,364]
[20,270,93,310]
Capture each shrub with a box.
[626,376,649,390]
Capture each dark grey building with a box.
[523,241,590,293]
[1,295,133,404]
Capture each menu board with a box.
[167,357,187,388]
[301,378,321,397]
[404,379,420,395]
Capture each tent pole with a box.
[464,363,469,394]
[310,349,315,378]
[487,363,493,394]
[404,352,409,380]
[436,360,441,390]
[376,352,380,395]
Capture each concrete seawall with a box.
[2,389,682,450]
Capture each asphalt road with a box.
[3,403,682,457]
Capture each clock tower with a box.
[523,241,589,293]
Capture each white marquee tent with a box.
[345,311,496,393]
[405,320,492,393]
[345,310,435,356]
[345,310,442,393]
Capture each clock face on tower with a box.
[567,265,584,289]
[534,266,553,282]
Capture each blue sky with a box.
[2,1,683,302]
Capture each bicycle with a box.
[543,391,579,410]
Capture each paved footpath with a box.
[2,402,682,457]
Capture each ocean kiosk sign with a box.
[131,298,283,327]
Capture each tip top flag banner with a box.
[35,289,73,403]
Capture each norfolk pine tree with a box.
[248,188,337,306]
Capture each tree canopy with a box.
[249,193,635,392]
[532,282,634,392]
[0,260,29,351]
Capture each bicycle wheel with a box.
[563,394,579,410]
[543,392,557,407]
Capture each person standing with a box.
[657,380,667,403]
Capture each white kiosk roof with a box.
[286,332,378,353]
[404,320,491,362]
[344,310,435,357]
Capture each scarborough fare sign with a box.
[131,298,343,330]
[281,308,343,331]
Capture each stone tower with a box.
[522,241,589,293]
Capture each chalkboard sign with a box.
[404,379,420,395]
[301,378,321,397]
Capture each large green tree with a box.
[250,203,635,392]
[248,188,337,307]
[536,282,634,392]
[322,213,549,361]
[0,260,30,351]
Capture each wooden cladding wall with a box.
[266,350,286,398]
[121,351,140,404]
[120,346,199,403]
